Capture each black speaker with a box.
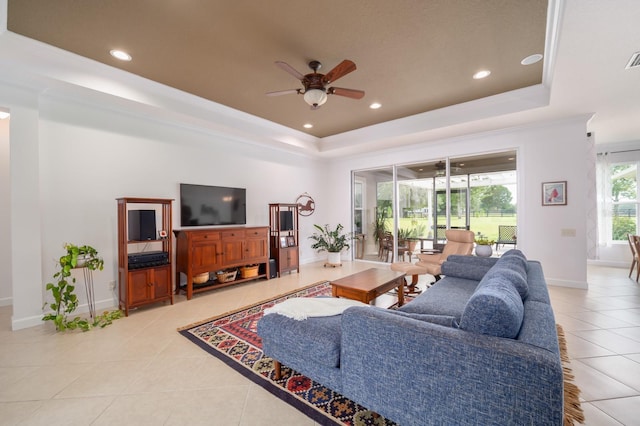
[269,259,277,278]
[128,210,156,241]
[280,211,294,231]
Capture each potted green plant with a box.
[42,243,122,331]
[309,224,351,265]
[474,237,495,257]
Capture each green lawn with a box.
[394,215,516,241]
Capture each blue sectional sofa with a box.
[257,250,563,425]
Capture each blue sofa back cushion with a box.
[458,274,524,338]
[441,260,493,282]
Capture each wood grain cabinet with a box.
[117,197,174,316]
[269,204,300,277]
[174,226,270,300]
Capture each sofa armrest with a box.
[340,306,563,426]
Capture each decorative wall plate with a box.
[296,193,315,216]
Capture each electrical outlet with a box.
[109,281,117,290]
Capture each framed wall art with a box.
[542,181,567,206]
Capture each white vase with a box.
[327,252,342,265]
[475,244,493,257]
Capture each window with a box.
[352,151,517,262]
[610,162,638,241]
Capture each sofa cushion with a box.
[257,313,342,368]
[441,260,493,282]
[458,273,524,338]
[398,277,478,319]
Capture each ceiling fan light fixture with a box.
[303,89,327,107]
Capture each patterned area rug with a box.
[178,281,584,425]
[178,281,395,426]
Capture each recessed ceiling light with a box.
[369,102,382,109]
[473,70,491,79]
[0,111,10,120]
[303,123,313,129]
[521,54,543,65]
[110,49,132,61]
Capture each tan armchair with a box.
[415,229,475,280]
[391,229,475,293]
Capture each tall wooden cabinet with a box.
[117,197,173,316]
[269,203,300,276]
[174,226,270,300]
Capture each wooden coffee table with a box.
[330,268,406,307]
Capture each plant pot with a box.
[327,252,342,265]
[475,244,493,257]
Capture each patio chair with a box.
[391,229,475,292]
[496,225,517,250]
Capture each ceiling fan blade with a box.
[266,89,300,96]
[275,61,305,80]
[328,87,365,99]
[322,60,357,84]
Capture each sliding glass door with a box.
[352,150,517,262]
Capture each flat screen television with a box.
[180,183,246,227]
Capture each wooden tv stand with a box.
[174,226,270,300]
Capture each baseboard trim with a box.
[0,296,12,307]
[11,314,43,331]
[547,278,588,289]
[587,259,627,268]
[12,298,118,331]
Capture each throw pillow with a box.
[458,274,524,338]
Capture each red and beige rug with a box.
[178,281,393,425]
[178,280,584,425]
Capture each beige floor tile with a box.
[0,363,94,402]
[591,396,640,426]
[564,310,636,329]
[239,383,316,426]
[0,401,43,426]
[580,402,623,425]
[163,387,251,426]
[90,392,174,425]
[564,332,615,359]
[611,326,640,343]
[17,396,114,426]
[580,355,640,392]
[571,329,640,354]
[571,359,638,401]
[55,360,151,398]
[0,262,639,425]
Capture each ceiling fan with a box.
[267,59,365,109]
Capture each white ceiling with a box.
[0,0,639,158]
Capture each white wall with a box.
[326,116,591,288]
[0,116,10,306]
[3,79,592,329]
[6,89,327,329]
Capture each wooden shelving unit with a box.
[269,203,299,277]
[116,197,173,316]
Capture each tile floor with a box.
[0,261,638,425]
